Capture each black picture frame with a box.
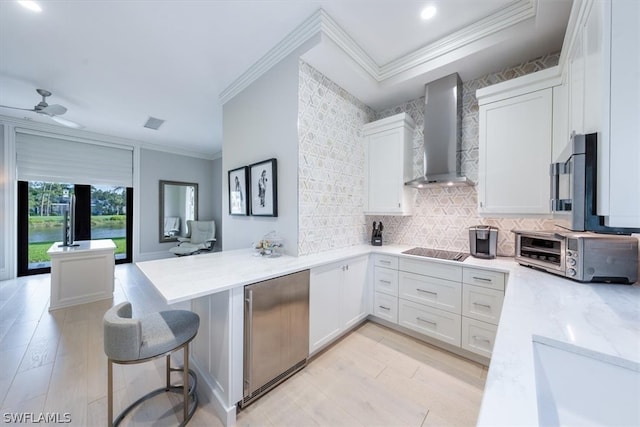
[228,166,249,215]
[249,158,277,217]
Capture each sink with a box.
[532,335,640,426]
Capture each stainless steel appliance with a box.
[514,230,638,284]
[550,133,640,234]
[469,225,498,259]
[242,270,309,407]
[404,73,472,187]
[402,247,469,262]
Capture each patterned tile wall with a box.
[298,53,562,257]
[298,61,376,255]
[373,52,561,256]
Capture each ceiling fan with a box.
[0,88,83,129]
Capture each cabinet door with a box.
[552,82,570,163]
[373,266,399,296]
[568,28,585,135]
[309,263,343,354]
[478,88,553,214]
[367,128,404,214]
[342,256,369,329]
[398,299,461,346]
[603,0,640,227]
[461,317,497,358]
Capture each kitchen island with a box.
[137,244,640,426]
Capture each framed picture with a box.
[249,158,277,217]
[228,166,249,215]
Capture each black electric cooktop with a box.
[401,247,469,262]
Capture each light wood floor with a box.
[0,264,486,426]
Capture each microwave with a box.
[513,230,638,284]
[550,133,640,234]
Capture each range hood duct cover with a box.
[405,73,473,188]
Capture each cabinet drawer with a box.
[398,299,461,346]
[461,317,497,358]
[462,284,504,325]
[399,271,461,314]
[463,267,506,291]
[373,254,398,270]
[373,292,398,324]
[374,266,399,296]
[399,258,462,282]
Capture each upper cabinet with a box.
[476,68,561,215]
[564,0,640,227]
[363,113,415,216]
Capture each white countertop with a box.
[137,244,640,426]
[47,239,116,255]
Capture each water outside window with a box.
[27,182,74,269]
[91,185,127,260]
[27,182,128,269]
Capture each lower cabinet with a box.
[370,256,506,360]
[309,255,369,355]
[398,299,461,346]
[461,317,498,358]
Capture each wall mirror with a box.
[159,180,198,243]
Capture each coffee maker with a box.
[469,225,498,259]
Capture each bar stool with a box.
[103,302,199,426]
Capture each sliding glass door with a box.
[17,181,133,276]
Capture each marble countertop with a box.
[137,244,640,425]
[47,239,116,255]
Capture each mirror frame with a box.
[159,180,199,243]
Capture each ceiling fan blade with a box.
[40,104,67,115]
[0,104,36,112]
[49,115,84,129]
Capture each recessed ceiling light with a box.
[421,5,437,20]
[17,0,42,12]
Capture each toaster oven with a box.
[513,230,638,284]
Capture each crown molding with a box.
[379,0,538,80]
[220,0,539,104]
[219,9,324,105]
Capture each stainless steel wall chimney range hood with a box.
[405,73,473,188]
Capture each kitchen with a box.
[1,0,639,426]
[143,0,639,425]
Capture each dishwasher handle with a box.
[244,289,253,396]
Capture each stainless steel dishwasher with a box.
[241,269,309,407]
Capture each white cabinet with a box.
[477,87,553,215]
[399,299,462,346]
[309,255,369,354]
[371,254,400,324]
[363,113,415,215]
[460,266,505,358]
[47,240,115,311]
[564,0,640,227]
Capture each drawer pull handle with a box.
[378,305,391,311]
[416,317,437,326]
[472,335,491,344]
[380,260,391,264]
[379,280,392,284]
[473,276,492,282]
[472,302,491,309]
[416,288,437,296]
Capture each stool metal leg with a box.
[108,359,113,427]
[166,354,171,391]
[183,344,189,423]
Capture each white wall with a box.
[222,36,320,255]
[138,148,220,258]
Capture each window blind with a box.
[16,130,133,187]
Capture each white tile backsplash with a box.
[298,52,561,257]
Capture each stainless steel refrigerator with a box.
[242,269,309,407]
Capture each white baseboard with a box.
[190,357,237,427]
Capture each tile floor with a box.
[0,264,486,426]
